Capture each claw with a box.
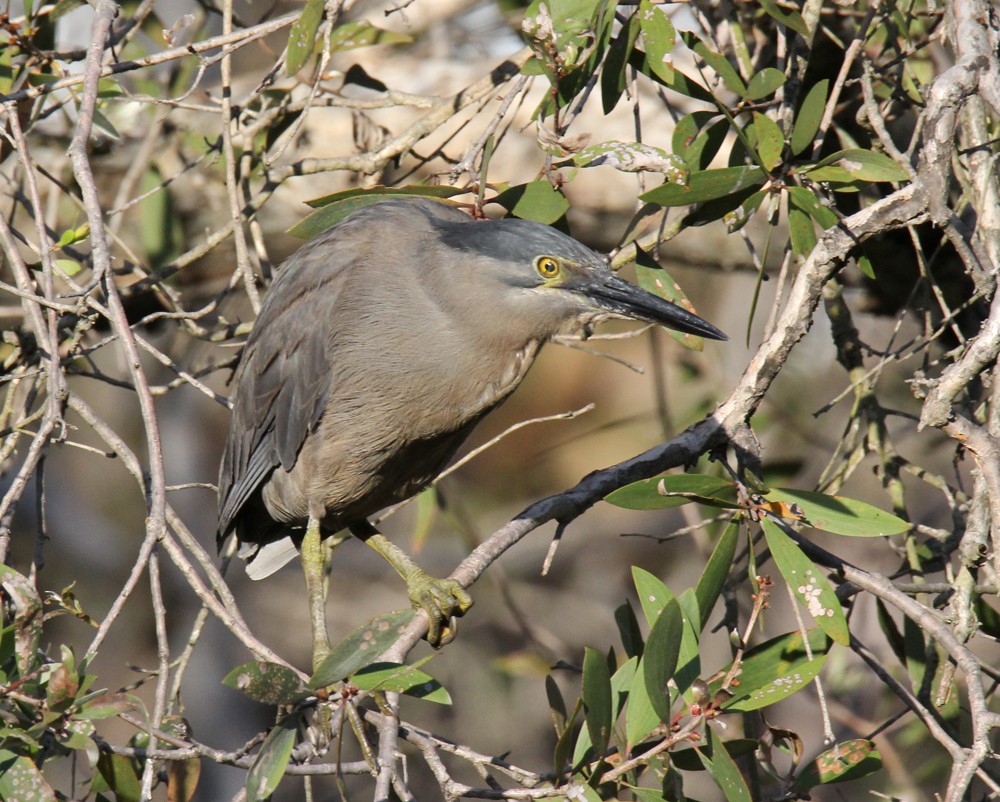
[406,574,473,647]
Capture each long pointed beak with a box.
[581,273,728,341]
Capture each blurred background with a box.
[2,0,992,799]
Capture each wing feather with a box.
[217,232,349,541]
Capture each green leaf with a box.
[638,0,676,84]
[751,112,784,171]
[804,149,909,183]
[92,108,120,140]
[55,222,90,248]
[695,519,740,629]
[632,566,675,625]
[329,20,413,52]
[793,739,882,790]
[545,674,568,734]
[615,600,644,659]
[689,37,746,96]
[97,752,141,802]
[491,180,569,224]
[76,692,139,720]
[310,610,416,688]
[600,13,639,114]
[625,656,660,747]
[554,697,582,779]
[607,473,738,510]
[351,661,451,704]
[54,258,83,277]
[788,203,816,258]
[45,660,79,711]
[674,590,703,699]
[289,188,464,238]
[573,141,685,181]
[765,488,909,536]
[0,564,42,675]
[761,519,850,646]
[641,165,766,208]
[673,113,728,172]
[610,655,638,717]
[633,247,709,350]
[629,50,713,102]
[791,79,829,155]
[745,68,786,101]
[582,647,613,761]
[0,750,57,802]
[671,738,757,771]
[642,598,683,724]
[722,629,831,711]
[717,188,767,232]
[285,0,324,75]
[222,661,307,705]
[857,253,875,278]
[246,713,299,802]
[786,185,838,228]
[699,728,752,801]
[758,0,810,37]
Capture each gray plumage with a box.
[217,197,725,579]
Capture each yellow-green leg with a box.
[349,522,472,647]
[301,516,332,672]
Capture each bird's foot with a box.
[406,572,473,647]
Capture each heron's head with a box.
[433,215,728,342]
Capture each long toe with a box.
[407,575,473,647]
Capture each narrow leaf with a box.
[491,180,569,224]
[632,566,675,625]
[690,38,746,96]
[758,0,810,37]
[695,519,740,629]
[638,0,676,84]
[615,600,644,658]
[582,647,613,760]
[607,473,738,511]
[573,141,685,180]
[246,713,299,802]
[329,20,412,52]
[722,629,831,711]
[786,185,838,228]
[751,111,784,170]
[642,598,683,723]
[625,656,660,747]
[765,488,909,536]
[97,752,142,802]
[791,79,829,155]
[745,68,786,101]
[699,728,752,802]
[804,148,909,182]
[793,739,882,790]
[223,661,307,705]
[285,0,325,75]
[310,610,416,688]
[761,519,850,646]
[641,165,766,207]
[600,14,639,114]
[351,661,451,704]
[788,204,817,258]
[545,674,568,734]
[633,247,709,350]
[674,590,703,698]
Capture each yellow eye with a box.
[536,256,560,278]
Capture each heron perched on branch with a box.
[217,197,726,666]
